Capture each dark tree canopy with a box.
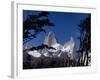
[78,15,91,52]
[78,14,91,66]
[23,12,54,44]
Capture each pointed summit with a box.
[64,37,75,48]
[43,32,58,46]
[62,37,76,59]
[70,37,74,42]
[62,37,75,58]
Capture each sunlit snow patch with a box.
[28,50,41,57]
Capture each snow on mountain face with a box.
[44,32,58,47]
[62,37,76,59]
[44,32,62,51]
[62,37,75,53]
[52,43,62,51]
[28,50,41,57]
[40,48,50,57]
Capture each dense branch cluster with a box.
[23,12,54,44]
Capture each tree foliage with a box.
[23,12,54,44]
[78,15,91,66]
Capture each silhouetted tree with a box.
[23,12,54,44]
[78,15,91,66]
[23,11,55,69]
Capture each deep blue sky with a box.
[23,10,90,49]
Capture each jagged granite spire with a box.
[43,32,58,46]
[62,37,76,59]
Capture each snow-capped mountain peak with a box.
[62,37,75,58]
[27,32,76,59]
[44,32,58,47]
[63,37,75,52]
